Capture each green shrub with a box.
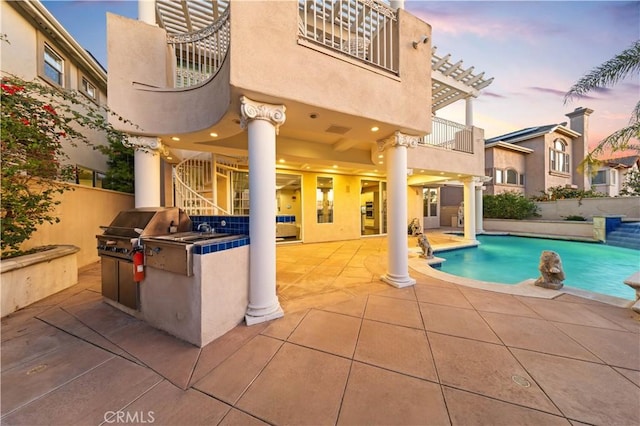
[483,191,540,220]
[564,215,587,221]
[531,185,607,201]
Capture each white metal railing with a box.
[167,8,230,88]
[174,153,231,215]
[422,116,474,154]
[298,0,398,73]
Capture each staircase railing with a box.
[174,153,231,215]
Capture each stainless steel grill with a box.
[96,207,192,309]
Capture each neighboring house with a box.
[591,155,640,196]
[484,107,593,197]
[0,0,134,266]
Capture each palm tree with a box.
[564,40,640,169]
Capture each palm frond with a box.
[564,40,640,104]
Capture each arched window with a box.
[506,169,519,185]
[550,138,570,173]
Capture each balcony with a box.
[422,116,474,154]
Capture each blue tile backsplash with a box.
[189,215,295,254]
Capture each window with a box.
[81,77,97,101]
[76,165,105,188]
[506,169,518,185]
[592,170,607,185]
[316,177,333,223]
[519,173,525,186]
[44,44,64,86]
[550,139,570,173]
[495,169,503,184]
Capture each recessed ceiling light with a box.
[305,166,311,169]
[279,159,285,163]
[378,161,383,164]
[371,126,379,132]
[439,172,445,175]
[374,169,378,172]
[171,136,180,141]
[420,169,425,173]
[378,154,384,159]
[332,165,338,168]
[210,132,218,137]
[167,156,173,160]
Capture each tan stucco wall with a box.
[519,133,575,195]
[535,197,640,221]
[485,146,527,195]
[484,219,594,239]
[18,185,134,267]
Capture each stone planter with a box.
[1,245,80,317]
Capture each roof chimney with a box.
[565,107,594,190]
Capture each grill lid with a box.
[100,207,192,238]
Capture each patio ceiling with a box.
[154,0,493,112]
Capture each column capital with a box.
[377,131,420,152]
[240,96,286,134]
[124,136,167,156]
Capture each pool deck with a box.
[2,232,639,425]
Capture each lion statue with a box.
[534,250,565,290]
[417,233,434,259]
[409,218,422,236]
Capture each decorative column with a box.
[378,131,419,288]
[240,96,285,325]
[138,0,156,25]
[463,177,478,242]
[465,97,474,126]
[475,181,484,233]
[125,136,164,208]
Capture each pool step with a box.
[606,222,640,250]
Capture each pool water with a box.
[437,235,640,300]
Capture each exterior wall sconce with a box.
[412,35,429,49]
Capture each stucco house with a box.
[104,0,494,328]
[591,155,640,197]
[484,107,593,197]
[0,0,134,266]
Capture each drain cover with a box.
[512,375,531,387]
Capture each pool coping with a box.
[408,245,635,309]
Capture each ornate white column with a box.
[125,136,164,208]
[138,0,156,25]
[463,177,478,242]
[378,131,418,288]
[240,96,285,325]
[465,97,474,126]
[475,181,484,233]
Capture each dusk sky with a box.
[42,0,639,156]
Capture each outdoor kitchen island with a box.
[97,208,250,348]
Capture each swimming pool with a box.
[436,235,640,300]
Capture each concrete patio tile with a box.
[121,380,231,425]
[107,321,201,389]
[190,321,269,386]
[614,367,640,387]
[321,295,367,318]
[413,276,455,289]
[288,309,361,358]
[280,289,357,314]
[55,289,103,309]
[1,308,52,342]
[1,357,162,426]
[443,386,570,426]
[193,335,282,405]
[236,343,351,426]
[459,288,541,318]
[373,286,417,301]
[428,333,560,415]
[261,309,309,340]
[512,348,640,425]
[337,361,449,426]
[342,266,373,279]
[555,294,609,305]
[364,295,423,329]
[480,312,601,362]
[552,322,640,370]
[219,408,270,426]
[35,308,135,362]
[582,303,640,333]
[1,334,114,415]
[415,286,473,309]
[354,320,437,381]
[275,271,305,285]
[311,265,346,277]
[514,297,626,330]
[63,299,140,338]
[420,302,501,344]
